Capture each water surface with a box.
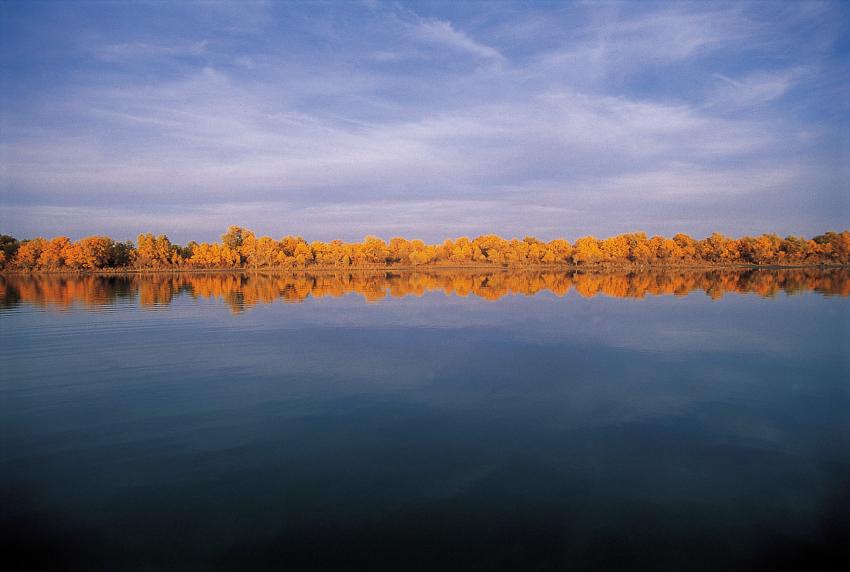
[2,270,849,570]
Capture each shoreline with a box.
[2,263,848,276]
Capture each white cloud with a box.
[95,40,208,61]
[412,17,504,62]
[533,4,753,86]
[596,7,748,60]
[711,69,804,109]
[2,0,846,240]
[0,62,810,211]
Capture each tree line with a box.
[1,227,848,271]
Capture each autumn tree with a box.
[135,233,174,268]
[359,236,389,265]
[673,234,697,261]
[625,232,653,264]
[388,237,410,264]
[813,231,850,263]
[545,239,572,264]
[38,237,73,270]
[221,226,247,251]
[67,236,113,269]
[698,233,738,263]
[601,235,630,262]
[13,238,47,269]
[652,236,681,261]
[572,236,603,265]
[450,237,473,264]
[3,227,849,272]
[251,236,283,267]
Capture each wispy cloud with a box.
[412,16,504,62]
[710,69,804,109]
[533,4,752,86]
[596,6,749,60]
[1,68,791,204]
[95,40,208,61]
[1,0,847,240]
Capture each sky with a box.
[1,0,848,244]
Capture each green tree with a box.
[0,235,20,261]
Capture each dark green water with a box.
[1,271,849,570]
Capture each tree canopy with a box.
[1,229,848,271]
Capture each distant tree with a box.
[38,237,73,269]
[698,233,737,263]
[13,238,47,269]
[174,242,195,261]
[221,226,247,251]
[2,228,849,271]
[68,236,113,269]
[672,233,697,260]
[572,236,603,265]
[134,233,173,268]
[109,241,135,267]
[0,235,20,261]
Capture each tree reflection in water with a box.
[1,268,848,313]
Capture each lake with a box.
[1,269,849,570]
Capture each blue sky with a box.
[1,0,848,243]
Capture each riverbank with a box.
[2,262,848,276]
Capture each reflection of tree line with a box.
[2,269,849,312]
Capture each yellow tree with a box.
[135,233,173,268]
[241,230,258,268]
[601,235,629,262]
[13,238,47,269]
[626,232,653,264]
[673,233,697,260]
[450,237,473,264]
[70,236,113,269]
[546,239,572,264]
[652,236,681,261]
[572,236,603,265]
[361,236,388,265]
[253,236,280,267]
[293,241,313,267]
[38,237,73,270]
[698,233,737,263]
[388,237,410,264]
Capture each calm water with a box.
[2,270,849,571]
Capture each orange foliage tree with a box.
[2,228,849,271]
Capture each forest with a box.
[1,227,849,272]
